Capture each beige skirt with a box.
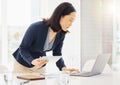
[13,59,46,73]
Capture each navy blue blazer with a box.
[13,21,66,70]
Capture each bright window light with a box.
[105,3,114,13]
[7,0,31,26]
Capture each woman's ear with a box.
[60,16,65,23]
[60,15,65,19]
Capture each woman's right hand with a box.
[31,58,48,68]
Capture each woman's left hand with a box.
[62,67,80,74]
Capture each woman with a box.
[13,2,79,73]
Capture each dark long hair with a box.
[43,2,76,33]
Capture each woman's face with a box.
[60,12,76,31]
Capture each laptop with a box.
[70,54,110,77]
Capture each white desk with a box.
[70,71,120,85]
[0,71,120,85]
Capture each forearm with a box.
[56,58,66,71]
[19,47,34,65]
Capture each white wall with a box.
[81,0,103,69]
[102,0,113,66]
[81,0,113,70]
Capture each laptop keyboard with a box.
[70,72,91,76]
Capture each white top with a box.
[44,29,56,51]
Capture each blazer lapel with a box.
[52,33,61,50]
[40,25,49,51]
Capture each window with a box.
[1,0,38,70]
[7,0,31,26]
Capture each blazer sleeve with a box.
[53,35,66,71]
[19,24,35,65]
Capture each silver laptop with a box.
[70,54,110,77]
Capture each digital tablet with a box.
[41,56,62,63]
